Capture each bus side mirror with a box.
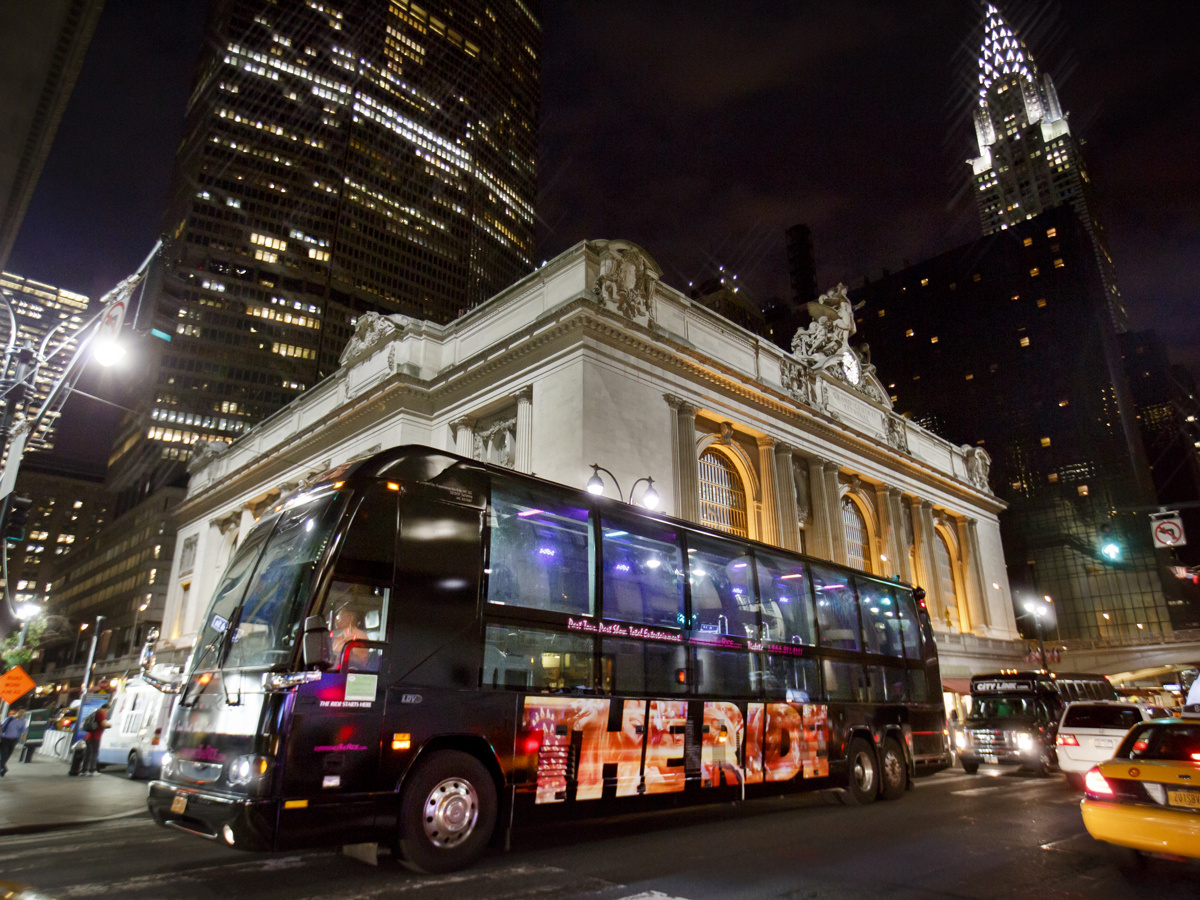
[302,615,333,671]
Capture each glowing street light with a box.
[587,463,659,510]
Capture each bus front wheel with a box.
[397,750,497,874]
[843,738,878,805]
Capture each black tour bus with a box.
[145,446,950,872]
[957,670,1117,775]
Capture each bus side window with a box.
[314,484,396,671]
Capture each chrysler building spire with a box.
[967,2,1127,330]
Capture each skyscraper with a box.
[968,4,1126,330]
[113,0,539,491]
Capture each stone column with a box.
[874,484,897,579]
[886,489,913,583]
[757,436,780,547]
[962,517,992,629]
[806,456,838,562]
[773,443,801,552]
[451,415,476,458]
[665,394,700,521]
[514,387,534,473]
[911,499,944,624]
[825,464,849,566]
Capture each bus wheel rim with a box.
[883,749,902,786]
[853,751,875,793]
[422,777,479,848]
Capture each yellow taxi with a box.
[1080,713,1200,862]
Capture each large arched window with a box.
[841,496,871,573]
[698,450,748,537]
[933,529,959,618]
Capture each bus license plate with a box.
[1168,789,1200,810]
[983,754,998,764]
[171,795,188,815]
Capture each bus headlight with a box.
[228,755,271,787]
[1016,732,1034,752]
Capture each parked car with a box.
[1080,713,1200,867]
[1057,701,1171,790]
[97,676,176,779]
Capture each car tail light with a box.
[1132,739,1148,754]
[1084,768,1113,796]
[151,727,162,746]
[1056,733,1079,747]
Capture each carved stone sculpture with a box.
[790,283,856,372]
[964,445,992,491]
[886,416,910,454]
[339,311,415,368]
[591,240,659,327]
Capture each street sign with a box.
[0,426,28,502]
[97,296,127,343]
[0,665,36,705]
[1151,513,1187,548]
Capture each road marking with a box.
[616,893,693,900]
[951,786,1001,796]
[1041,833,1096,853]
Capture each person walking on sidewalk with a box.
[82,702,110,776]
[1,708,28,775]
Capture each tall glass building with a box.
[112,0,539,491]
[968,4,1125,331]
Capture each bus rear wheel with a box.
[397,750,497,874]
[879,738,907,801]
[843,738,878,805]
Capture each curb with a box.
[0,807,149,837]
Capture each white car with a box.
[1056,700,1171,789]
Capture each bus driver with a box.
[330,604,368,663]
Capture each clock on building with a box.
[841,349,861,385]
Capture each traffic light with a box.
[4,496,32,543]
[1098,523,1122,563]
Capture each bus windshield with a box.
[192,488,346,672]
[967,696,1038,720]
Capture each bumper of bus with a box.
[148,780,276,851]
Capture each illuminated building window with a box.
[251,232,287,252]
[930,336,939,344]
[1053,258,1064,268]
[1023,237,1033,247]
[698,450,748,538]
[1058,400,1069,407]
[1077,485,1089,497]
[965,374,974,381]
[1046,227,1057,238]
[1037,298,1047,308]
[1040,437,1051,447]
[877,309,885,317]
[308,248,330,262]
[841,498,871,574]
[905,329,914,337]
[1020,337,1031,347]
[920,278,929,286]
[933,532,957,613]
[972,273,982,282]
[1048,473,1059,483]
[254,249,277,263]
[1029,267,1040,277]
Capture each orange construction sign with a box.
[0,665,36,705]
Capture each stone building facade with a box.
[157,240,1024,681]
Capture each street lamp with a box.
[71,621,88,666]
[128,601,150,656]
[587,463,660,510]
[14,601,41,650]
[1024,601,1048,671]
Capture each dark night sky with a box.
[8,1,1199,470]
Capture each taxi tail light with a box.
[1056,733,1079,747]
[1084,767,1113,796]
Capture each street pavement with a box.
[2,767,1199,898]
[0,752,148,834]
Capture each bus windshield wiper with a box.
[215,604,245,707]
[179,631,224,706]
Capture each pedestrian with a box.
[82,702,111,776]
[0,708,28,775]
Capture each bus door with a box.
[281,483,399,834]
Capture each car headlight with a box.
[1016,732,1034,751]
[228,754,271,787]
[955,731,967,749]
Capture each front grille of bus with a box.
[968,729,1013,749]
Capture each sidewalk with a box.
[0,754,149,835]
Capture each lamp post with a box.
[586,463,660,509]
[127,601,149,656]
[1024,601,1048,671]
[71,622,87,666]
[80,615,103,696]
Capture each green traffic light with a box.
[1101,541,1121,561]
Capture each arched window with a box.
[933,530,958,616]
[698,450,748,537]
[841,496,870,573]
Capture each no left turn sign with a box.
[1152,514,1186,548]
